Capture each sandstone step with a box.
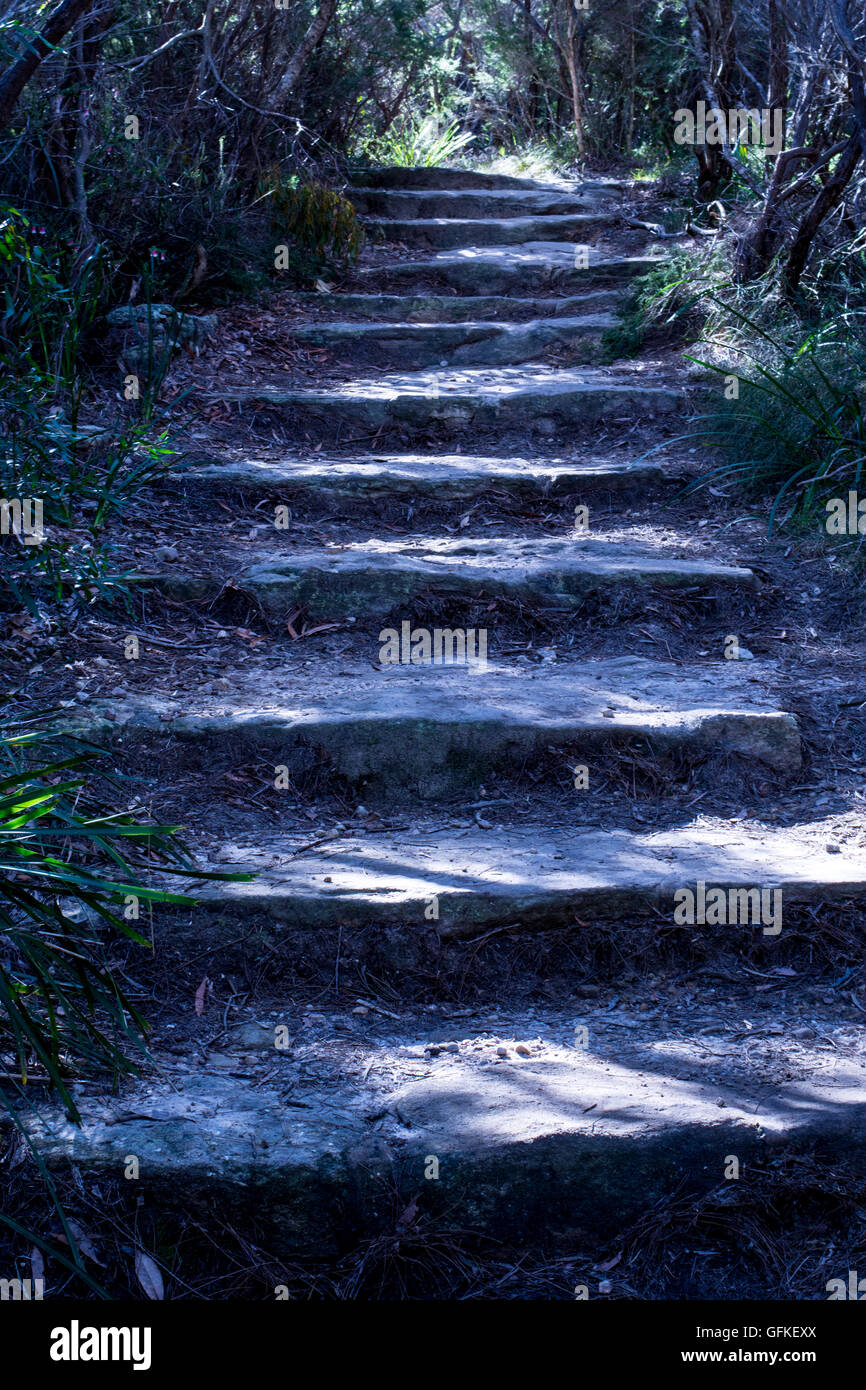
[353,247,662,295]
[347,185,608,219]
[352,165,638,195]
[174,451,667,498]
[151,534,755,619]
[363,212,615,250]
[67,656,799,780]
[184,819,865,931]
[28,993,866,1255]
[351,164,581,190]
[291,314,616,368]
[294,290,622,321]
[210,364,682,439]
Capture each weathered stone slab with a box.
[187,820,866,930]
[66,656,799,777]
[204,535,755,617]
[363,212,615,249]
[292,314,614,368]
[348,185,609,218]
[175,451,667,498]
[354,247,663,294]
[351,165,575,190]
[27,998,866,1253]
[291,314,614,368]
[209,364,682,438]
[293,290,622,321]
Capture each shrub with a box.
[266,174,363,284]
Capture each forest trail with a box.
[30,168,866,1286]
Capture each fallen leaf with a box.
[134,1248,164,1300]
[299,622,343,637]
[194,977,211,1016]
[66,1220,103,1265]
[597,1250,622,1272]
[397,1197,419,1227]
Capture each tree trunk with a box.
[681,0,737,198]
[558,0,585,156]
[0,0,98,135]
[783,129,862,290]
[271,0,337,106]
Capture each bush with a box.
[358,113,474,168]
[266,174,363,284]
[0,722,198,1115]
[0,208,181,615]
[684,302,866,531]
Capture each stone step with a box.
[209,365,682,441]
[291,314,616,369]
[351,164,586,190]
[151,534,755,619]
[352,246,661,295]
[348,185,608,219]
[68,656,799,782]
[363,212,615,250]
[174,451,668,499]
[294,289,622,321]
[28,992,866,1256]
[182,819,864,932]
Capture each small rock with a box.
[515,1043,530,1056]
[154,544,179,563]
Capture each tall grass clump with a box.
[682,295,866,532]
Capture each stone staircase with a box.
[30,166,866,1286]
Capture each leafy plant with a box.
[0,210,187,614]
[0,372,179,614]
[360,114,474,168]
[0,718,247,1117]
[266,174,363,284]
[681,300,866,532]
